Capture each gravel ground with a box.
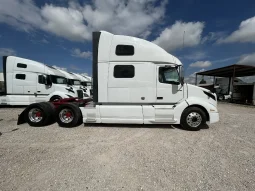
[0,103,255,191]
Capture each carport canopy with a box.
[196,64,255,77]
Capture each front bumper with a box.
[209,112,219,124]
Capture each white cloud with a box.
[41,5,91,41]
[189,61,212,68]
[70,64,80,71]
[71,48,91,59]
[153,21,205,52]
[0,48,16,56]
[217,16,255,44]
[0,0,44,32]
[237,52,255,66]
[184,51,207,60]
[212,56,240,63]
[0,0,167,41]
[52,65,67,71]
[41,39,49,44]
[184,69,205,84]
[202,32,226,44]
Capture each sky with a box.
[0,0,255,83]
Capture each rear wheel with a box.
[25,102,53,127]
[56,103,82,128]
[180,107,207,131]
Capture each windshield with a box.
[81,82,92,86]
[159,67,180,84]
[50,75,67,84]
[71,79,81,85]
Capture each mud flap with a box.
[17,108,27,125]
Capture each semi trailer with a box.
[18,31,219,130]
[0,56,84,105]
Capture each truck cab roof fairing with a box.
[98,31,182,66]
[46,66,67,77]
[53,67,79,80]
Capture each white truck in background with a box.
[70,72,91,97]
[53,68,90,98]
[81,74,92,96]
[18,31,219,130]
[0,56,84,105]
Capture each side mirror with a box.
[67,79,72,86]
[180,76,184,85]
[45,75,52,86]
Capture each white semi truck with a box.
[80,74,92,96]
[54,68,90,98]
[18,31,219,130]
[69,72,91,97]
[0,56,84,105]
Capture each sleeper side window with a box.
[115,45,134,56]
[158,67,180,85]
[17,63,27,68]
[38,75,46,84]
[15,74,26,80]
[114,65,135,78]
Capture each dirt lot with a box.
[0,103,255,191]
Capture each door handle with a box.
[37,91,41,93]
[157,97,163,100]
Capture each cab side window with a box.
[114,65,135,78]
[15,74,26,80]
[159,67,179,84]
[17,63,27,68]
[115,45,134,56]
[38,75,46,84]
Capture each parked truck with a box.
[80,74,92,95]
[18,31,219,130]
[0,56,84,105]
[69,72,91,97]
[54,68,90,98]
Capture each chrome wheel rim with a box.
[186,112,202,128]
[28,108,43,123]
[59,109,74,123]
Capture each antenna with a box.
[183,31,185,49]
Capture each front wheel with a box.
[50,96,62,102]
[180,107,207,131]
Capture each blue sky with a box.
[0,0,255,83]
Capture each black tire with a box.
[55,103,82,128]
[180,107,207,131]
[50,95,62,102]
[40,102,56,124]
[24,102,52,127]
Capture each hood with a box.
[187,84,212,93]
[187,83,217,106]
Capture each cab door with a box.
[36,74,53,96]
[156,65,184,104]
